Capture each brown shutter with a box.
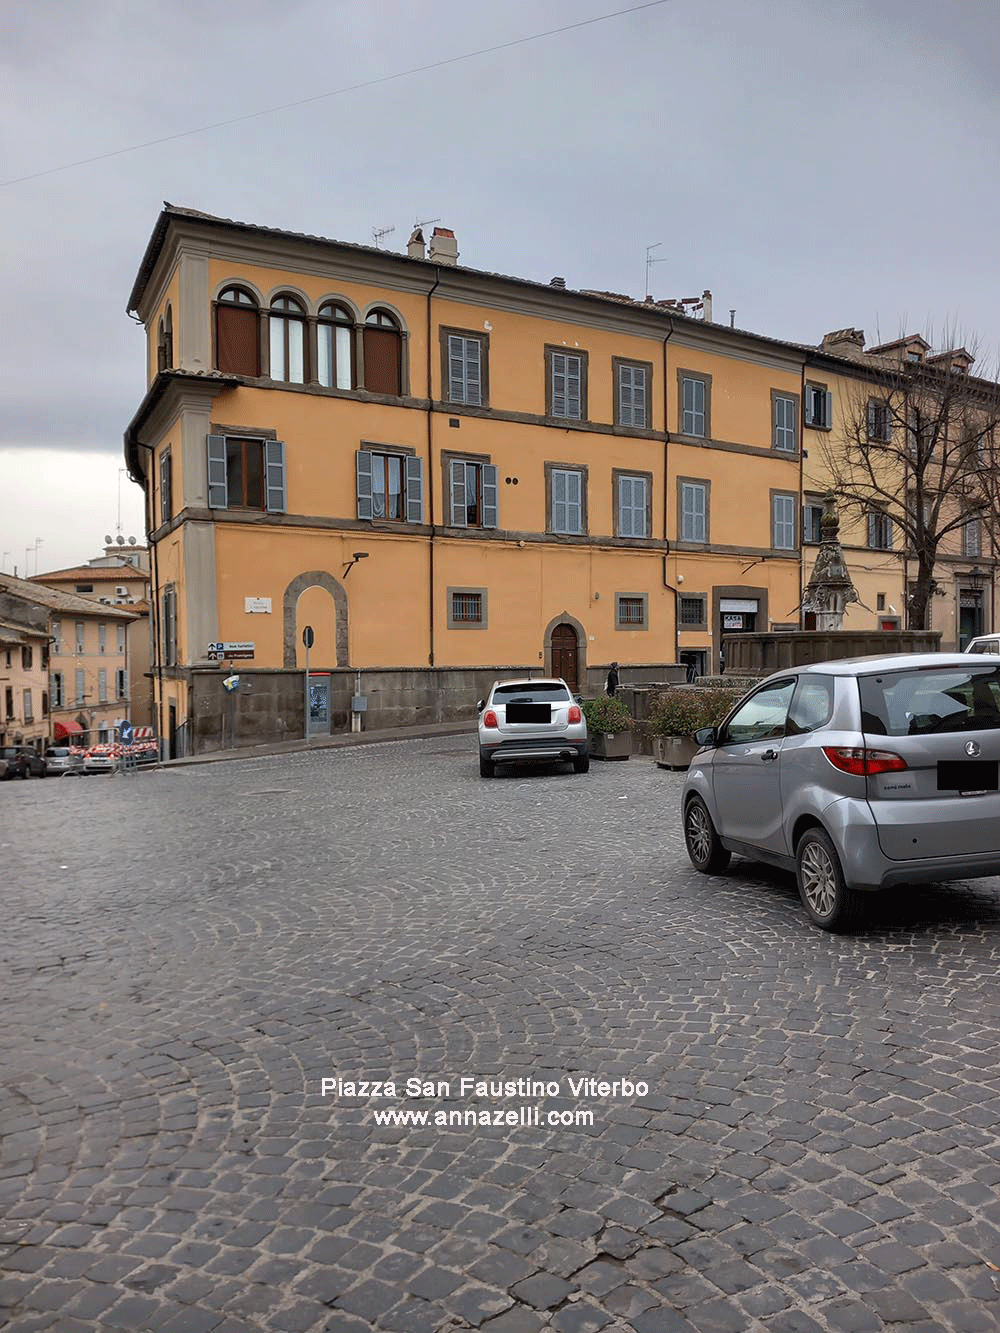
[216,305,259,375]
[363,327,402,395]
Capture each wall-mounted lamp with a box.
[343,551,370,578]
[969,565,985,591]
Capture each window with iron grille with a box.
[615,361,648,428]
[679,596,705,627]
[616,595,647,629]
[449,590,485,627]
[547,349,586,420]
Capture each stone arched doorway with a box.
[282,570,349,668]
[544,613,586,694]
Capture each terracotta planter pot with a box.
[590,731,632,761]
[653,735,699,770]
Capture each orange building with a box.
[125,206,816,754]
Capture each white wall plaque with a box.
[245,597,272,613]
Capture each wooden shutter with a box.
[481,465,498,528]
[207,435,229,509]
[356,451,373,520]
[159,450,172,524]
[216,304,259,375]
[405,457,424,524]
[823,390,833,429]
[363,327,402,395]
[265,440,286,513]
[449,459,467,527]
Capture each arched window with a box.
[215,287,260,376]
[156,306,173,372]
[317,302,355,390]
[269,295,306,384]
[363,309,403,396]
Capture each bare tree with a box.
[817,335,1000,630]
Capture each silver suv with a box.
[682,653,1000,931]
[477,678,588,777]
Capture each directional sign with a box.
[209,642,255,653]
[119,723,134,745]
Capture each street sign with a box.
[119,723,134,745]
[208,641,255,661]
[302,625,314,648]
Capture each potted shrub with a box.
[650,687,743,769]
[581,695,634,760]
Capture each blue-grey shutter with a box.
[618,476,631,536]
[405,456,424,523]
[449,459,467,527]
[356,451,373,520]
[481,464,498,528]
[633,367,646,428]
[867,401,877,438]
[207,434,228,509]
[618,366,630,425]
[633,477,647,536]
[265,439,286,512]
[552,469,567,531]
[823,390,833,429]
[566,470,582,532]
[567,356,581,419]
[465,338,482,407]
[552,354,566,417]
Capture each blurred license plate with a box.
[937,760,998,792]
[506,704,551,723]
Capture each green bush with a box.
[581,694,634,736]
[649,687,743,738]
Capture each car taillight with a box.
[483,710,499,729]
[568,705,582,724]
[822,746,907,776]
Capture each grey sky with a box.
[2,0,999,572]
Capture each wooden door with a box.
[551,623,579,693]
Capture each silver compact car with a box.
[44,746,85,776]
[682,653,1000,931]
[478,678,588,777]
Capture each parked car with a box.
[682,653,1000,932]
[477,678,588,777]
[964,634,1000,655]
[83,744,121,775]
[44,746,85,776]
[0,746,48,779]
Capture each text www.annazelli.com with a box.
[371,1105,594,1129]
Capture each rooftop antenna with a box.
[645,242,666,300]
[372,225,396,249]
[413,216,440,232]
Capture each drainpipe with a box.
[133,440,164,752]
[661,320,679,666]
[799,359,806,624]
[425,267,442,667]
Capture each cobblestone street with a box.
[4,737,1000,1332]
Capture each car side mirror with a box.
[476,699,485,712]
[694,726,717,748]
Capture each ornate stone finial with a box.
[801,494,860,631]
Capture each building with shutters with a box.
[124,206,833,752]
[0,574,137,748]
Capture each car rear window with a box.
[45,748,70,757]
[493,683,572,703]
[859,665,1000,737]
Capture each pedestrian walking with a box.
[606,661,620,696]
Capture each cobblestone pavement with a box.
[4,740,1000,1333]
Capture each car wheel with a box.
[684,796,731,874]
[573,755,590,774]
[796,827,863,933]
[479,752,494,778]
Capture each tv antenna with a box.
[413,217,440,232]
[372,225,396,248]
[645,243,667,300]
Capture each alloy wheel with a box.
[686,803,712,865]
[800,840,837,918]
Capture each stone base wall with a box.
[187,663,689,754]
[723,630,942,676]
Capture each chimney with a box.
[701,289,713,322]
[821,328,866,357]
[550,276,566,288]
[407,227,425,260]
[428,226,458,266]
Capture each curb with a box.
[162,720,473,769]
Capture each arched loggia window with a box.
[363,309,403,396]
[215,287,259,376]
[318,302,355,389]
[269,294,306,383]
